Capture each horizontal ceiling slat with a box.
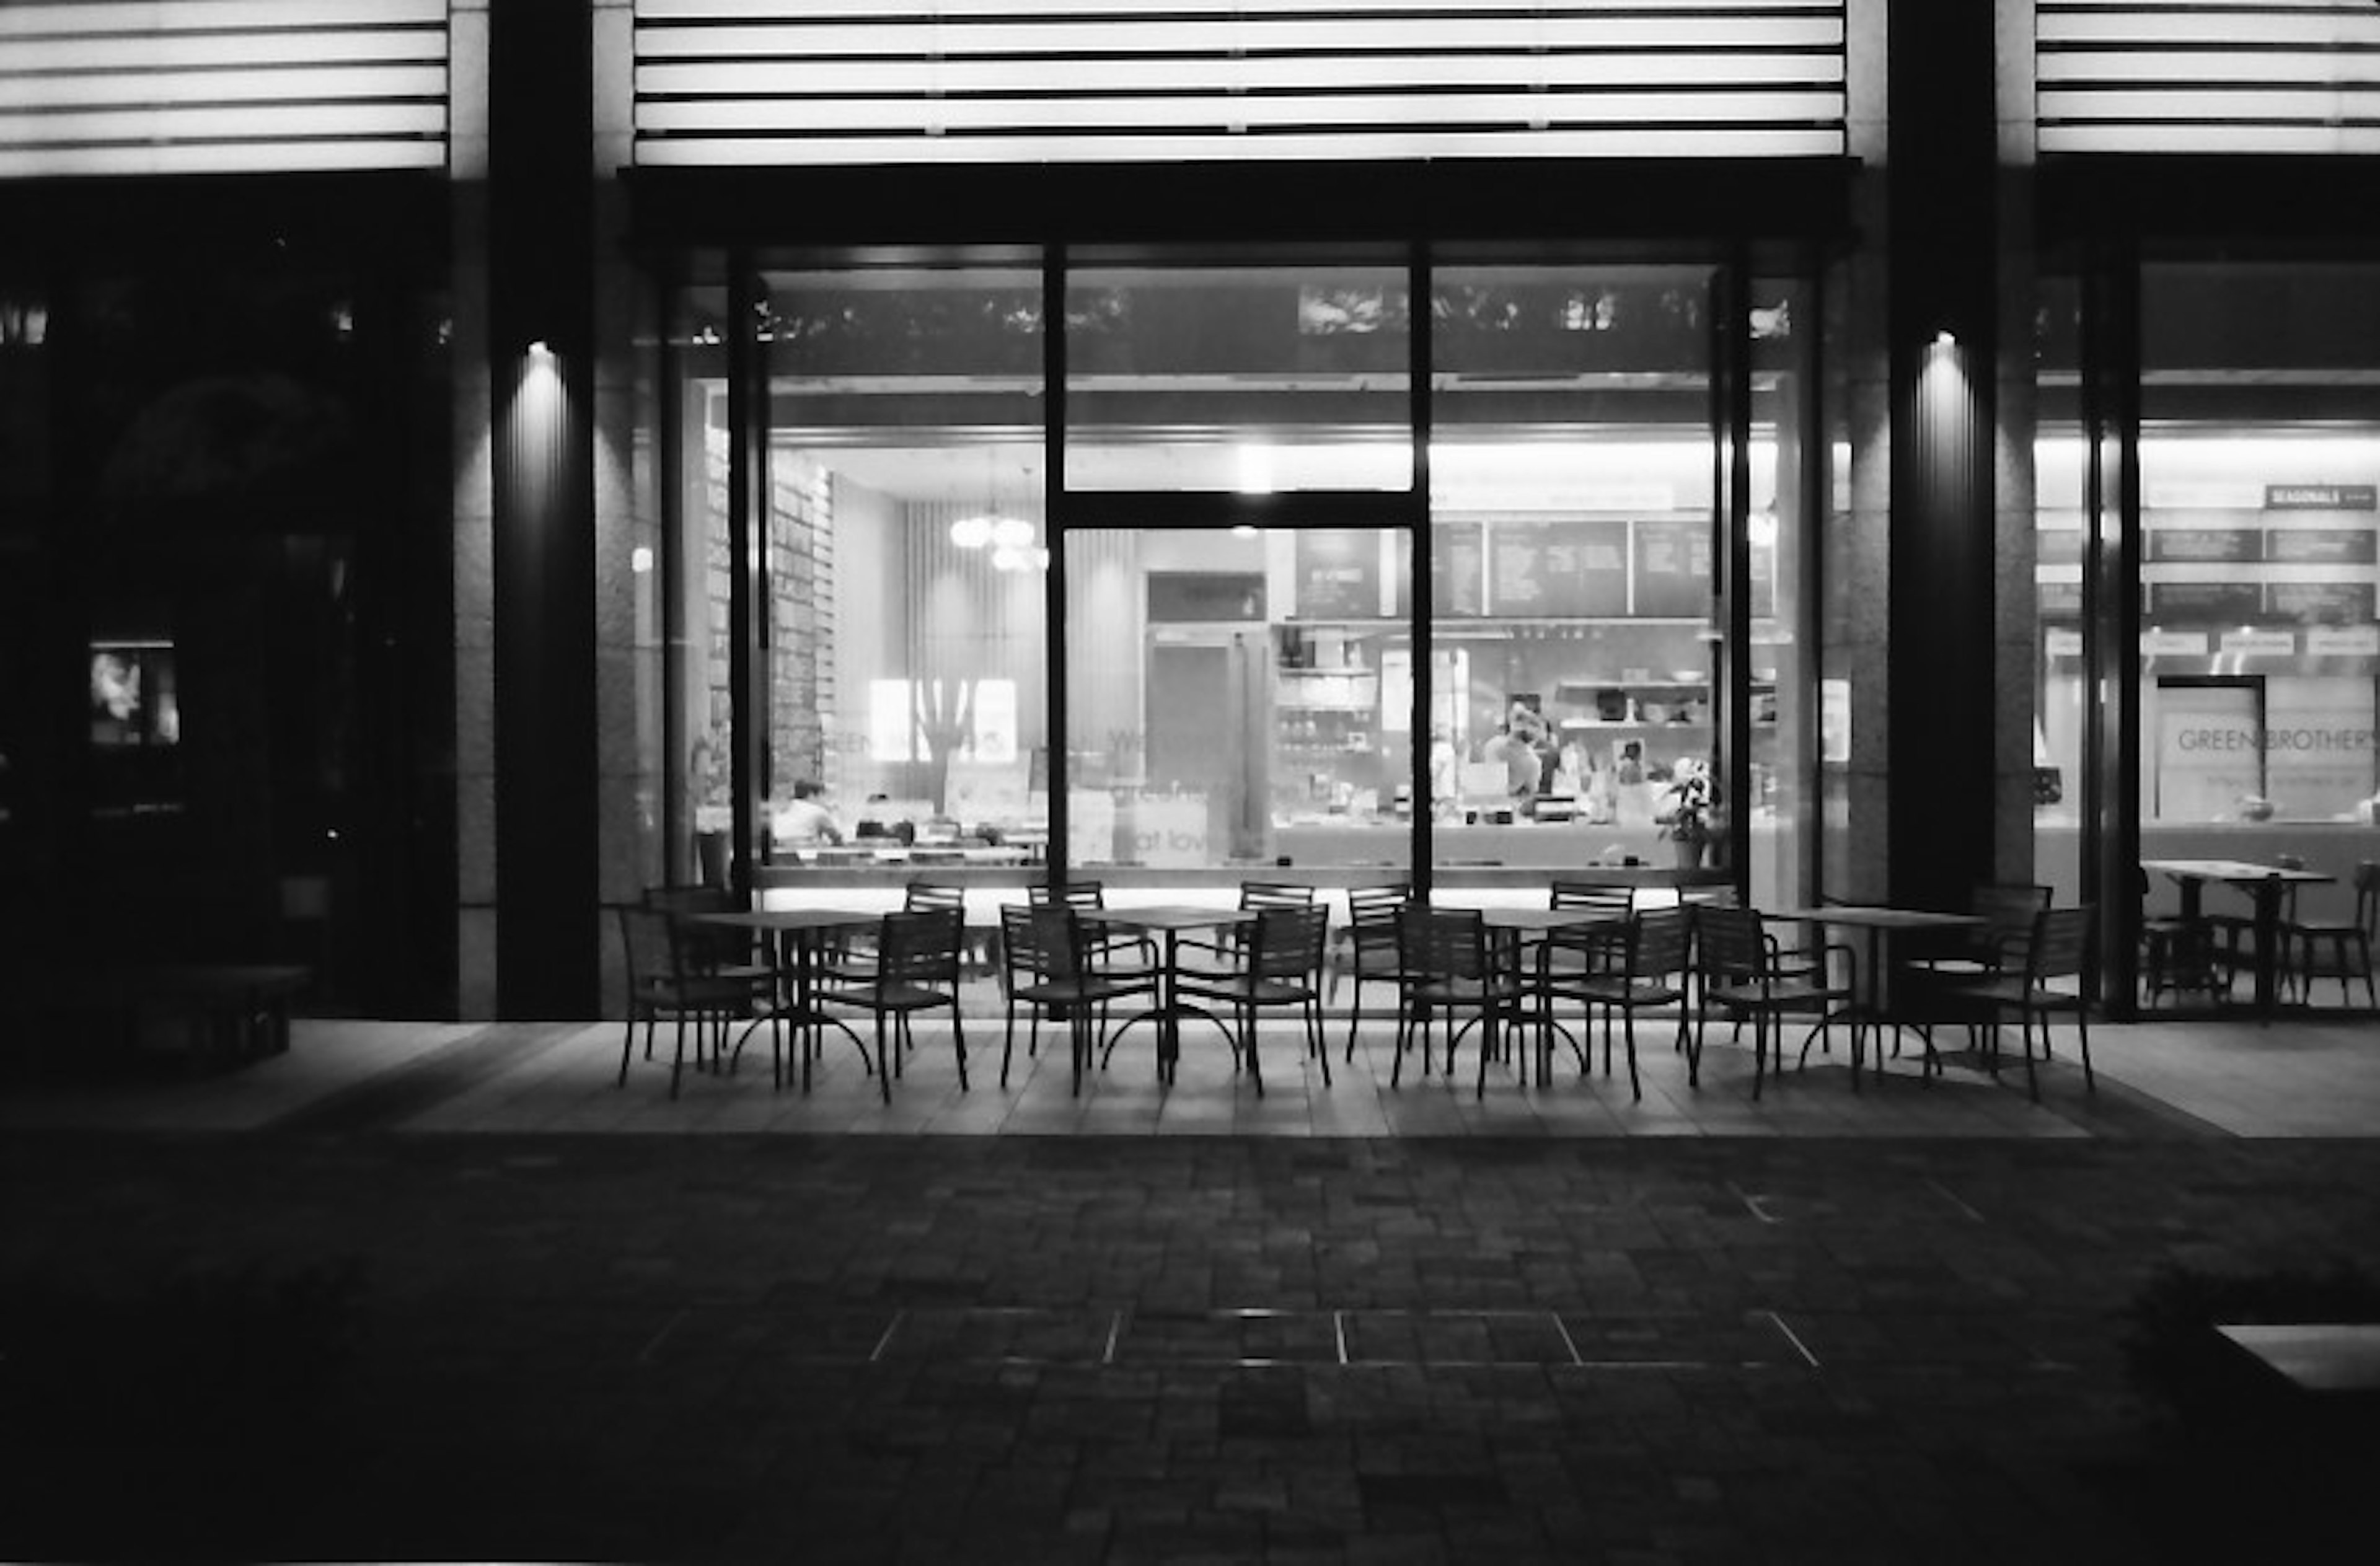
[0,1,447,179]
[2037,0,2380,152]
[638,56,1842,97]
[631,0,1847,164]
[634,126,1851,166]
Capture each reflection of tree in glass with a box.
[915,678,977,813]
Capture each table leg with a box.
[1159,929,1181,1084]
[2252,879,2283,1021]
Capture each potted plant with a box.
[1657,756,1714,870]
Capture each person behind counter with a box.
[774,778,844,847]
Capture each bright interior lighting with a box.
[989,516,1035,550]
[629,545,653,574]
[1231,524,1259,539]
[527,339,553,359]
[1747,510,1779,548]
[990,545,1026,572]
[1235,446,1276,495]
[1934,330,1956,348]
[948,514,994,549]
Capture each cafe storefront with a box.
[637,228,1837,917]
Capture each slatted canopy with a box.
[0,0,449,178]
[632,0,1850,166]
[2039,0,2380,154]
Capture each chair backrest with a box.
[1240,880,1316,911]
[1345,882,1411,942]
[904,879,966,914]
[2024,905,2094,987]
[876,907,963,985]
[643,884,745,970]
[1028,881,1105,911]
[1693,904,1770,981]
[1550,881,1634,920]
[617,902,679,989]
[1970,882,2051,956]
[2357,862,2379,935]
[1627,905,1693,979]
[1399,905,1489,982]
[1248,904,1329,980]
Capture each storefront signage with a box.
[2265,528,2379,564]
[2265,485,2378,511]
[1631,518,1712,618]
[2218,630,2298,658]
[2141,630,2208,656]
[1490,520,1627,618]
[2148,527,2262,562]
[2307,625,2380,656]
[2268,582,2379,624]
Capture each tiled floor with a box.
[4,1001,2377,1562]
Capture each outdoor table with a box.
[1766,905,1984,1078]
[698,907,879,1093]
[1086,905,1256,1085]
[2141,858,2334,1020]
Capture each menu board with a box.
[2148,582,2265,622]
[1429,522,1484,616]
[1489,520,1628,617]
[2267,527,2378,565]
[2148,527,2262,563]
[1292,530,1381,619]
[2268,581,2378,623]
[1633,518,1712,618]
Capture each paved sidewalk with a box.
[7,1128,2379,1562]
[4,1011,2376,1561]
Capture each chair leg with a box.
[2073,1004,2093,1093]
[618,1014,638,1088]
[1308,998,1331,1088]
[2018,1009,2041,1101]
[1242,1002,1263,1096]
[1619,1007,1642,1101]
[950,1002,969,1092]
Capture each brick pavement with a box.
[6,1130,2379,1562]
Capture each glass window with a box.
[1428,265,1728,879]
[759,264,1051,868]
[1064,265,1411,493]
[2136,263,2380,876]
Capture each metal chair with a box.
[2281,860,2377,1010]
[1535,905,1691,1100]
[1175,904,1333,1094]
[816,907,968,1102]
[2138,866,2224,1010]
[1391,906,1530,1099]
[997,905,1158,1094]
[1937,905,2097,1101]
[615,902,774,1098]
[1333,882,1411,1060]
[1690,905,1857,1099]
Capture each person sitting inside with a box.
[774,778,844,848]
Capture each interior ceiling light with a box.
[949,514,995,548]
[990,516,1036,550]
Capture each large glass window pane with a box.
[1064,265,1411,492]
[2136,263,2380,900]
[2032,275,2088,906]
[664,283,731,887]
[1057,525,1413,874]
[760,265,1050,869]
[1428,265,1724,878]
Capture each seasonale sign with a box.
[2265,484,2379,511]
